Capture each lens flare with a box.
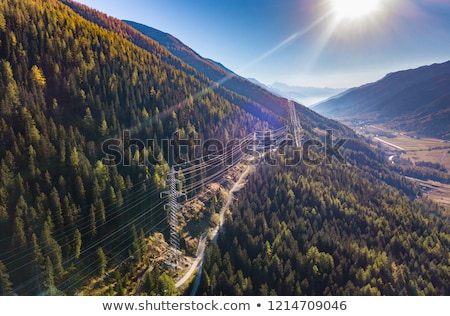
[331,0,381,20]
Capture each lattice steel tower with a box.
[288,99,304,147]
[160,167,185,263]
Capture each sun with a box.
[331,0,382,20]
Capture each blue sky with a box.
[74,0,450,88]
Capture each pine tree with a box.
[0,187,8,223]
[22,108,41,143]
[49,187,64,226]
[43,256,55,295]
[142,272,153,295]
[28,145,40,178]
[73,229,82,260]
[89,204,97,237]
[0,60,19,115]
[0,12,5,32]
[157,272,177,296]
[94,197,106,226]
[31,65,46,88]
[99,119,108,136]
[69,147,79,170]
[41,220,63,276]
[0,260,13,296]
[74,175,86,204]
[96,247,107,276]
[31,233,44,293]
[115,279,125,296]
[31,233,44,268]
[140,228,148,256]
[82,107,94,129]
[131,225,141,263]
[11,204,26,247]
[144,265,160,295]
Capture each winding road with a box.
[175,165,253,294]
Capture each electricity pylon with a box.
[160,167,185,264]
[288,99,303,147]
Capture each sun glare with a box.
[331,0,382,20]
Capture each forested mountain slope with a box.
[123,20,290,119]
[62,1,354,139]
[1,0,448,297]
[61,0,288,126]
[199,151,450,295]
[312,61,450,139]
[0,0,271,295]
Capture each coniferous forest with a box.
[0,0,268,295]
[198,150,450,295]
[0,0,449,296]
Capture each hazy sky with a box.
[73,0,450,88]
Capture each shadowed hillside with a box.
[313,61,450,139]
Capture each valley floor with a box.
[405,178,450,207]
[348,122,450,207]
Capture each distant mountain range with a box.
[248,79,346,107]
[312,61,450,139]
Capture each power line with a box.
[288,100,304,148]
[6,122,297,294]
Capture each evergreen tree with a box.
[11,204,26,247]
[0,260,13,296]
[43,256,55,295]
[41,221,63,276]
[96,247,107,276]
[73,229,82,260]
[49,187,64,226]
[131,225,141,263]
[157,272,177,296]
[89,204,97,238]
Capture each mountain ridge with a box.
[122,19,356,135]
[56,8,353,136]
[312,61,450,139]
[123,20,292,119]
